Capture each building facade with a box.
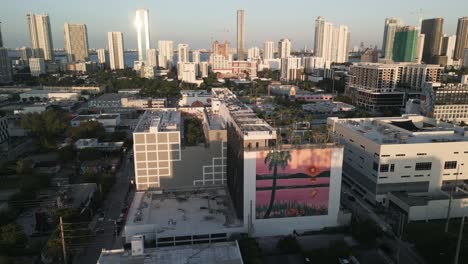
[237,10,245,60]
[135,9,150,62]
[64,23,89,62]
[278,39,291,59]
[177,43,189,63]
[27,13,54,60]
[392,26,418,62]
[263,41,274,60]
[454,17,468,61]
[382,18,402,60]
[158,40,174,69]
[0,48,12,83]
[29,58,46,76]
[421,18,444,64]
[108,32,125,70]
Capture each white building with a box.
[237,9,245,60]
[179,90,212,107]
[199,61,209,78]
[64,23,89,62]
[20,90,79,101]
[178,62,198,84]
[280,56,302,81]
[247,47,260,61]
[278,39,291,59]
[381,18,402,60]
[29,58,46,76]
[415,34,425,64]
[441,35,457,66]
[210,54,231,74]
[314,16,350,63]
[192,50,200,64]
[146,49,157,67]
[177,43,189,63]
[329,115,468,204]
[263,41,274,60]
[135,9,150,62]
[158,40,173,69]
[96,49,108,68]
[108,32,125,70]
[27,13,54,60]
[303,56,327,73]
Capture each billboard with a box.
[255,148,331,219]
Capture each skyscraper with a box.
[107,32,125,70]
[263,41,274,60]
[158,40,174,69]
[421,18,444,64]
[237,10,245,60]
[135,9,150,62]
[146,49,157,67]
[392,26,418,62]
[278,39,291,59]
[27,13,54,60]
[415,34,425,64]
[64,23,89,62]
[441,35,457,66]
[96,48,109,68]
[0,35,12,82]
[382,18,402,60]
[314,17,349,63]
[19,47,32,63]
[178,44,189,63]
[192,50,200,64]
[247,47,260,60]
[0,22,3,48]
[454,17,468,61]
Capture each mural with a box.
[255,148,331,219]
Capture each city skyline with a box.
[1,0,467,51]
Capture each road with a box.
[71,151,135,264]
[341,184,425,264]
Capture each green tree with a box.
[0,223,27,255]
[263,148,292,218]
[69,120,106,140]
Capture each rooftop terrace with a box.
[335,115,468,145]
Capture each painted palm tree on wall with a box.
[263,148,292,218]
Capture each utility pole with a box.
[59,217,68,264]
[454,209,466,264]
[446,164,463,232]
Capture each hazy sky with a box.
[1,0,467,50]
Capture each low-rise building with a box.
[420,82,468,122]
[179,90,212,107]
[302,101,355,116]
[74,138,124,151]
[19,90,80,101]
[121,97,166,109]
[43,85,104,94]
[71,114,121,132]
[88,93,123,108]
[66,61,98,73]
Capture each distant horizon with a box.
[1,0,467,51]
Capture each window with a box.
[401,175,410,178]
[381,155,390,157]
[349,139,354,142]
[396,154,406,157]
[348,149,354,153]
[360,145,365,149]
[417,153,427,156]
[390,164,395,172]
[404,166,412,168]
[373,162,379,172]
[379,176,388,179]
[380,164,389,172]
[454,152,459,154]
[444,161,457,170]
[415,162,432,171]
[414,175,424,177]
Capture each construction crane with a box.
[410,8,427,29]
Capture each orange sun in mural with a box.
[306,166,317,175]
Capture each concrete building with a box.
[192,50,200,64]
[179,90,212,107]
[0,47,12,83]
[314,17,349,63]
[199,61,209,78]
[19,47,32,63]
[464,48,468,67]
[212,40,231,58]
[346,63,443,111]
[280,56,302,81]
[237,10,245,60]
[420,82,468,122]
[88,93,123,108]
[66,61,98,73]
[97,241,243,264]
[392,26,418,62]
[108,32,125,70]
[0,21,2,48]
[440,35,457,66]
[231,60,257,78]
[146,49,157,67]
[96,49,109,68]
[27,13,54,60]
[178,62,201,85]
[135,9,150,62]
[121,97,166,109]
[177,43,189,63]
[382,18,402,60]
[263,41,274,60]
[43,85,104,94]
[28,58,46,76]
[247,47,260,61]
[303,101,355,116]
[454,17,468,61]
[19,90,79,101]
[64,23,89,62]
[415,34,425,64]
[157,40,173,69]
[329,115,468,207]
[140,66,156,79]
[210,54,231,74]
[278,39,291,59]
[421,18,444,64]
[70,113,120,132]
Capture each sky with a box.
[1,0,467,51]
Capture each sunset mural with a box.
[255,148,331,219]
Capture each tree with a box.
[263,148,292,218]
[0,223,27,255]
[69,120,106,140]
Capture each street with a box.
[71,151,135,264]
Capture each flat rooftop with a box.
[126,188,242,237]
[211,88,274,136]
[335,115,468,144]
[134,110,181,133]
[72,114,119,121]
[98,241,243,264]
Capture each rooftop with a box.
[97,241,243,264]
[72,114,120,122]
[92,93,124,101]
[134,110,181,133]
[126,187,242,237]
[334,115,468,145]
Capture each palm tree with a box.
[263,148,292,218]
